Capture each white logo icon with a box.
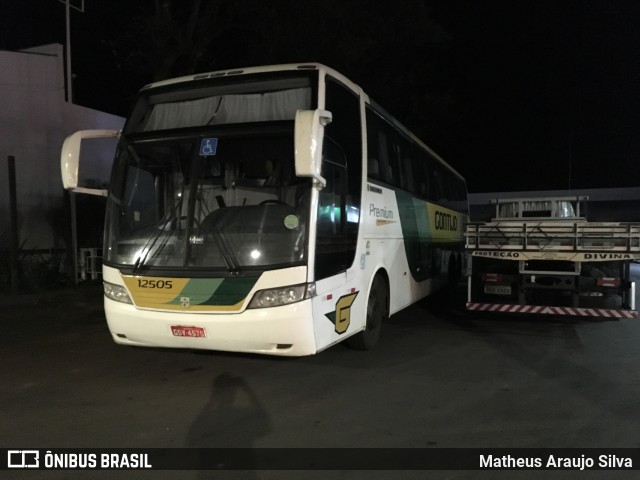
[8,450,39,468]
[202,140,214,155]
[180,297,191,308]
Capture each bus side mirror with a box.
[61,129,120,197]
[294,109,332,188]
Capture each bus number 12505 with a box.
[137,279,173,289]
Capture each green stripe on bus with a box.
[166,277,258,306]
[202,277,259,306]
[167,278,224,305]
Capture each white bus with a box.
[61,63,468,356]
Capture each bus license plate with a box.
[171,326,206,338]
[484,285,512,295]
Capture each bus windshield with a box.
[104,72,317,273]
[105,127,311,272]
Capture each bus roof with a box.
[141,63,357,91]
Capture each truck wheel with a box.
[346,275,387,350]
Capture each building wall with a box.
[0,44,124,251]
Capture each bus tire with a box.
[346,274,387,351]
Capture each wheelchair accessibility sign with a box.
[199,138,218,157]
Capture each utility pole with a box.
[58,0,85,103]
[57,1,85,283]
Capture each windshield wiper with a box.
[207,217,241,274]
[132,197,184,272]
[133,221,172,272]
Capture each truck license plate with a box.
[171,326,206,338]
[484,285,512,295]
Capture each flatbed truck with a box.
[465,196,639,318]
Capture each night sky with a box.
[2,0,639,193]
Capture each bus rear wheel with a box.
[346,275,387,351]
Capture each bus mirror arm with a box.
[294,109,332,188]
[70,187,108,197]
[61,129,120,194]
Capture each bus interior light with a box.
[104,282,133,304]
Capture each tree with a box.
[107,1,461,159]
[110,0,231,81]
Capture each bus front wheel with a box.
[346,275,387,351]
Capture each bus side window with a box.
[428,158,441,203]
[400,148,414,193]
[366,107,395,186]
[368,156,380,178]
[366,108,383,182]
[413,155,429,199]
[386,129,403,187]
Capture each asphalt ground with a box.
[1,267,639,480]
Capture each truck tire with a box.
[346,274,387,350]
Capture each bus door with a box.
[310,77,365,351]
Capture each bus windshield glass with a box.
[104,72,316,272]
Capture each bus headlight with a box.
[248,283,312,309]
[104,281,133,304]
